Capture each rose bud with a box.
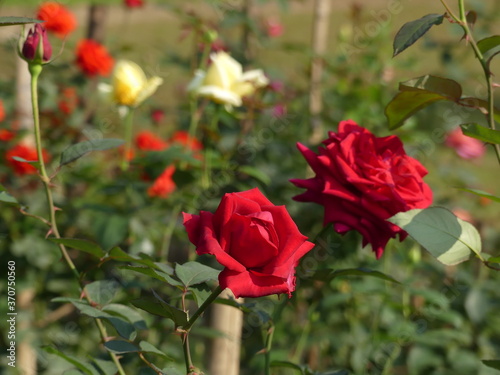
[21,24,52,64]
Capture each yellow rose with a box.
[111,60,163,107]
[188,52,269,107]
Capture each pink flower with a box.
[265,19,284,38]
[124,0,144,8]
[445,127,485,159]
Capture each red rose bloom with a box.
[58,87,79,115]
[169,130,203,152]
[135,131,168,151]
[183,188,314,298]
[0,100,5,123]
[291,120,432,258]
[75,39,114,77]
[124,0,144,8]
[6,143,50,176]
[36,2,77,38]
[0,129,15,142]
[148,165,176,198]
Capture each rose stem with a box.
[121,105,135,171]
[30,64,127,375]
[264,324,275,375]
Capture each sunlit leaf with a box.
[399,75,462,100]
[393,14,445,57]
[175,261,220,287]
[385,91,448,130]
[388,207,481,266]
[460,123,500,144]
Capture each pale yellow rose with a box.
[188,52,269,107]
[110,60,163,107]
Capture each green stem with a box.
[121,106,135,171]
[182,332,194,374]
[264,325,275,375]
[455,0,500,164]
[439,0,460,22]
[184,285,223,331]
[29,63,127,375]
[160,203,182,262]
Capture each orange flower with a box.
[37,2,77,38]
[147,165,176,198]
[6,144,50,176]
[75,39,114,77]
[169,130,202,151]
[135,131,168,151]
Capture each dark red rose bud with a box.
[22,24,52,63]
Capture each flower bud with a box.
[22,24,52,64]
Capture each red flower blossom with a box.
[135,131,168,151]
[291,120,433,258]
[6,143,50,176]
[150,109,165,124]
[124,0,144,8]
[445,127,485,159]
[169,131,202,152]
[75,39,114,77]
[0,129,15,142]
[0,100,5,123]
[265,19,284,38]
[148,165,176,198]
[36,2,77,38]
[183,188,314,298]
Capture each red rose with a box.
[169,130,202,152]
[291,120,432,258]
[75,39,114,77]
[6,143,51,176]
[58,87,79,115]
[36,2,77,38]
[124,0,144,8]
[147,165,176,198]
[0,129,15,142]
[135,131,168,152]
[183,188,314,298]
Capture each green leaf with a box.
[49,238,105,258]
[104,340,139,354]
[482,360,500,370]
[107,317,137,341]
[458,188,500,203]
[175,261,220,287]
[12,156,40,169]
[393,14,445,57]
[0,191,19,206]
[477,35,500,55]
[93,214,129,251]
[139,341,174,360]
[43,347,96,375]
[152,290,188,327]
[326,268,400,284]
[119,265,182,286]
[131,296,188,327]
[53,298,114,319]
[102,304,147,330]
[0,16,43,26]
[388,207,482,266]
[60,139,124,167]
[385,91,448,130]
[84,280,118,306]
[238,165,271,185]
[189,283,212,307]
[270,361,303,373]
[399,75,462,100]
[460,123,500,144]
[91,359,118,375]
[105,247,158,268]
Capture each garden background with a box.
[1,0,500,374]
